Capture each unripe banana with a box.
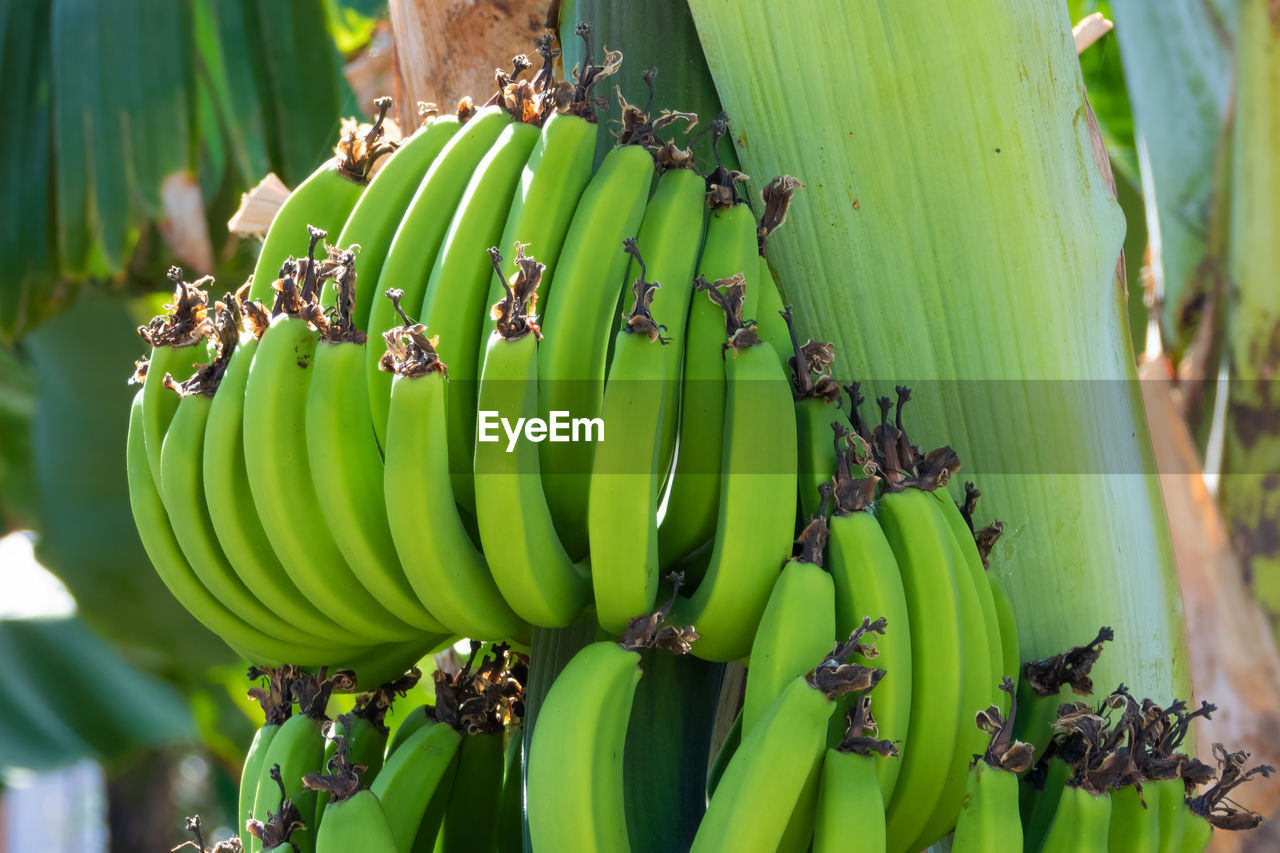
[825,416,911,802]
[136,267,214,489]
[950,678,1033,853]
[364,106,514,449]
[417,120,541,519]
[813,694,900,853]
[588,239,680,634]
[327,109,461,328]
[251,670,356,853]
[245,98,395,303]
[302,247,447,635]
[670,283,798,662]
[382,310,523,641]
[691,648,885,853]
[372,719,463,853]
[741,515,835,734]
[203,294,368,647]
[1153,776,1186,853]
[535,141,654,558]
[657,182,759,572]
[1040,784,1113,853]
[1108,784,1158,853]
[437,731,506,853]
[241,243,421,642]
[241,667,295,853]
[526,643,643,853]
[304,734,398,853]
[473,246,589,627]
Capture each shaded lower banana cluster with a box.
[124,31,1271,853]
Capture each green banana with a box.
[246,98,395,303]
[657,170,759,571]
[304,735,398,853]
[381,302,523,641]
[951,678,1034,853]
[437,731,506,853]
[670,284,798,662]
[526,642,642,852]
[496,732,522,853]
[327,108,462,328]
[644,166,711,482]
[128,389,349,666]
[937,483,1007,698]
[136,266,213,489]
[373,719,463,853]
[316,671,420,826]
[364,105,513,450]
[813,694,900,853]
[473,247,589,627]
[417,119,541,519]
[825,415,911,802]
[741,514,835,734]
[251,670,357,853]
[779,309,839,520]
[691,648,884,853]
[705,708,742,801]
[1041,784,1113,853]
[534,140,655,558]
[240,241,421,642]
[241,666,295,853]
[876,487,964,849]
[1153,776,1186,853]
[302,247,447,635]
[1179,811,1213,853]
[477,28,616,343]
[159,305,343,651]
[245,764,307,853]
[587,240,674,634]
[752,257,792,376]
[203,290,368,647]
[958,481,1021,692]
[385,704,433,760]
[1108,784,1158,853]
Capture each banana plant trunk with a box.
[1222,0,1280,648]
[686,0,1190,705]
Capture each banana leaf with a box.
[687,0,1190,706]
[1109,0,1235,355]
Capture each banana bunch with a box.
[1017,684,1273,853]
[127,25,1273,853]
[239,643,525,853]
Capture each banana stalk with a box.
[686,0,1189,704]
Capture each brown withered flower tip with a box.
[974,678,1034,773]
[758,174,804,256]
[1023,626,1114,699]
[137,266,213,350]
[245,765,305,849]
[705,113,749,209]
[830,423,879,514]
[620,238,669,343]
[837,694,899,758]
[809,618,887,700]
[334,96,400,183]
[378,289,447,379]
[622,575,698,654]
[432,642,525,735]
[489,243,544,340]
[163,294,240,398]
